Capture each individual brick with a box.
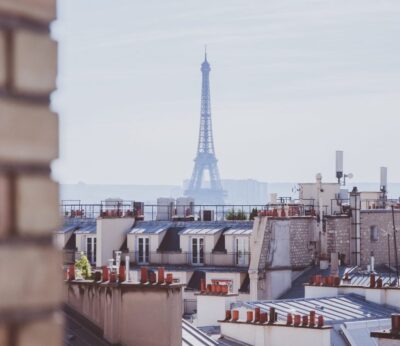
[0,31,7,88]
[17,313,63,346]
[0,98,59,164]
[0,245,63,310]
[0,174,11,237]
[0,0,56,24]
[15,175,59,235]
[12,29,57,95]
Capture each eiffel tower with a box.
[185,51,225,205]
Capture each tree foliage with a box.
[75,253,92,279]
[225,209,247,220]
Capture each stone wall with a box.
[289,217,316,268]
[0,1,62,345]
[325,211,400,267]
[360,211,400,267]
[256,217,317,271]
[252,217,317,270]
[326,216,351,265]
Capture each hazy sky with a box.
[52,0,400,185]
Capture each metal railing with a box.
[60,202,141,219]
[113,250,251,268]
[63,250,87,264]
[59,198,328,221]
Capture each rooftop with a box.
[58,219,97,235]
[237,294,400,325]
[127,220,253,236]
[129,221,172,234]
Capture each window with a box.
[191,237,204,265]
[370,226,379,241]
[138,237,149,263]
[86,237,97,264]
[236,237,249,266]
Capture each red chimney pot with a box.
[158,267,165,284]
[102,266,109,282]
[287,313,293,325]
[68,264,75,281]
[302,315,309,326]
[118,265,126,282]
[247,311,254,323]
[370,273,376,288]
[225,310,232,321]
[269,307,276,324]
[232,310,239,322]
[166,273,173,284]
[140,267,148,284]
[294,314,301,326]
[259,312,268,324]
[149,271,156,284]
[309,311,316,327]
[254,307,261,322]
[318,315,324,327]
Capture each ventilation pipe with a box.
[381,167,388,193]
[370,252,375,272]
[125,256,130,282]
[380,167,388,208]
[350,187,361,266]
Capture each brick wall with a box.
[258,217,316,270]
[0,1,63,345]
[360,211,400,267]
[325,212,400,267]
[326,216,351,265]
[289,218,316,268]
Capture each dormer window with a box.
[191,237,204,265]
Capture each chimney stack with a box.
[391,314,400,335]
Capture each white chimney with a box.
[380,167,388,193]
[336,150,344,183]
[371,254,375,272]
[125,255,130,281]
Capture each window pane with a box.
[145,238,149,262]
[87,238,92,262]
[192,238,198,263]
[94,238,97,263]
[138,238,143,262]
[199,238,204,264]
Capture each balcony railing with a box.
[114,251,251,268]
[60,201,320,221]
[63,250,87,264]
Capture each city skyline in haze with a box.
[51,0,400,185]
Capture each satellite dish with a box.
[347,173,354,179]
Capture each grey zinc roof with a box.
[58,218,97,234]
[217,222,253,235]
[74,220,97,234]
[129,221,172,234]
[238,294,399,325]
[57,218,86,234]
[342,274,398,287]
[182,319,218,346]
[223,228,252,236]
[179,222,227,235]
[180,226,225,235]
[340,318,392,346]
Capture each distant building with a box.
[222,179,268,205]
[185,52,225,205]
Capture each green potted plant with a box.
[75,253,92,280]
